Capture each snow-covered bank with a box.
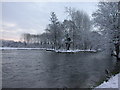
[0,47,98,53]
[95,73,120,88]
[46,49,97,53]
[0,47,46,50]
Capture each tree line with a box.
[21,8,103,50]
[21,1,120,60]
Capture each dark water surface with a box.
[2,49,117,88]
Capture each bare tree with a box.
[65,7,91,50]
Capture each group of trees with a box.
[2,40,25,47]
[21,1,120,60]
[21,33,51,48]
[22,8,102,50]
[92,2,120,60]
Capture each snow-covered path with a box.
[95,73,120,88]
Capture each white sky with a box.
[1,2,98,41]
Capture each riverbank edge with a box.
[0,47,98,53]
[93,71,120,89]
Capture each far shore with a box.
[0,47,98,53]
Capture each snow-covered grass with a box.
[95,73,120,88]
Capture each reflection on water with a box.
[2,49,117,88]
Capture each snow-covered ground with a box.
[0,47,97,53]
[95,73,120,88]
[46,49,97,53]
[55,49,97,53]
[0,47,46,50]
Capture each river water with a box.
[2,49,117,88]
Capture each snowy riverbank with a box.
[0,47,98,53]
[95,73,120,88]
[0,47,45,50]
[46,49,97,53]
[55,49,97,53]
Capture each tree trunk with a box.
[115,43,120,60]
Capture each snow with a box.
[0,47,97,53]
[96,73,120,88]
[46,48,55,51]
[0,47,46,50]
[46,48,97,53]
[54,49,97,53]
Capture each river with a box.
[2,49,117,88]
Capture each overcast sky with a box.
[1,2,98,41]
